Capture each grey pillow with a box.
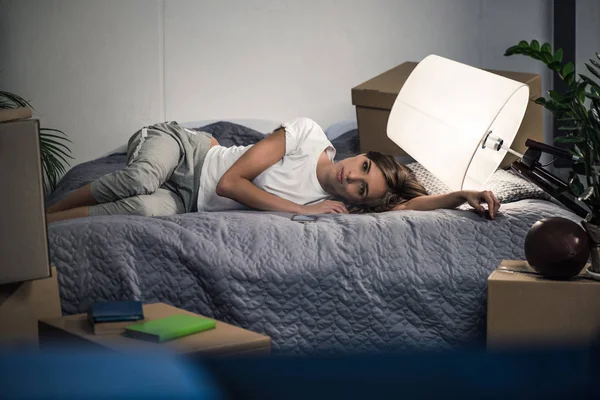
[331,128,360,161]
[407,162,549,208]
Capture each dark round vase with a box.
[524,217,590,279]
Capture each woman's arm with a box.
[216,129,303,213]
[394,190,501,219]
[216,129,348,214]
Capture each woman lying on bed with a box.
[47,117,501,223]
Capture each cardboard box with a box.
[39,302,271,357]
[351,62,543,168]
[0,267,61,347]
[0,119,51,284]
[487,260,600,349]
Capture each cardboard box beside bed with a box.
[351,61,543,168]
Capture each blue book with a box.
[88,301,144,323]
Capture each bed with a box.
[46,121,580,355]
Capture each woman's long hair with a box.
[350,151,428,213]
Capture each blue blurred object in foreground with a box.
[202,345,599,400]
[1,344,598,399]
[0,347,221,400]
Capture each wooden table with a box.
[39,302,271,357]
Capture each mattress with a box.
[45,121,578,354]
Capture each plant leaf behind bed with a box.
[40,128,73,193]
[0,89,73,194]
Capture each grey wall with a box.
[577,0,600,91]
[1,0,552,166]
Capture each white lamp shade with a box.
[387,54,529,191]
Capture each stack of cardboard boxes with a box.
[0,111,62,347]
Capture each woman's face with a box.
[330,154,388,205]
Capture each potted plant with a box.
[504,40,600,273]
[0,90,72,194]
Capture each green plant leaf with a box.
[548,61,563,72]
[548,90,562,102]
[519,40,529,48]
[0,90,33,109]
[541,42,552,54]
[504,45,522,56]
[39,131,73,143]
[562,62,575,78]
[558,116,578,122]
[558,118,580,129]
[40,142,72,164]
[577,79,592,95]
[41,154,63,192]
[40,127,66,134]
[40,148,72,168]
[541,52,553,64]
[569,171,585,197]
[556,135,585,143]
[44,152,67,176]
[40,138,73,156]
[562,89,576,101]
[39,128,73,193]
[553,48,563,63]
[534,97,548,106]
[40,132,71,148]
[40,134,73,145]
[587,93,600,101]
[40,133,72,149]
[586,63,600,80]
[40,128,67,135]
[530,40,540,50]
[590,107,600,125]
[558,126,582,131]
[573,144,585,158]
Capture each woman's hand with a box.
[392,190,500,219]
[464,190,501,220]
[301,200,349,214]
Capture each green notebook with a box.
[124,314,216,342]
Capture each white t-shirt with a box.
[196,117,336,212]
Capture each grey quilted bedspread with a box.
[46,122,581,355]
